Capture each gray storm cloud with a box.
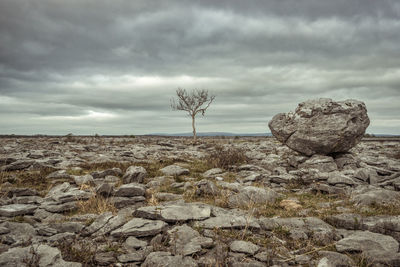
[0,0,399,135]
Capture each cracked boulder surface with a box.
[0,135,399,266]
[268,98,370,156]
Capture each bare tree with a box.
[171,88,216,141]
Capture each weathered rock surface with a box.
[142,251,197,267]
[230,240,259,255]
[135,203,211,222]
[111,218,167,237]
[351,186,400,206]
[194,213,260,230]
[123,165,147,183]
[227,186,282,207]
[160,164,189,176]
[0,245,82,267]
[114,183,146,197]
[0,204,37,217]
[335,231,399,254]
[268,98,370,155]
[168,224,213,256]
[1,135,399,266]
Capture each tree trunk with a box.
[191,115,196,141]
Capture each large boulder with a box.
[268,98,369,156]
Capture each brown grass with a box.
[57,236,97,266]
[206,145,249,170]
[0,167,56,196]
[76,194,117,215]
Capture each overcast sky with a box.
[1,0,399,135]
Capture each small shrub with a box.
[206,145,248,170]
[57,237,97,266]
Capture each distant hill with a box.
[146,132,273,137]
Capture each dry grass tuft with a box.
[0,167,56,196]
[57,236,97,266]
[206,145,248,170]
[76,194,117,215]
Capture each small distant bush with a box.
[65,133,75,142]
[206,145,248,169]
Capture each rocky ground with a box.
[0,136,399,266]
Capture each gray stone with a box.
[268,98,369,156]
[335,231,399,254]
[95,182,114,197]
[111,218,167,237]
[3,160,34,171]
[36,225,58,236]
[167,224,213,256]
[91,168,122,179]
[327,172,356,186]
[50,222,84,233]
[110,196,145,209]
[4,187,39,197]
[354,168,377,182]
[0,222,36,246]
[95,252,116,266]
[168,224,200,255]
[327,213,400,241]
[46,232,75,246]
[325,213,363,230]
[33,208,59,221]
[311,183,347,195]
[10,195,42,205]
[194,214,260,230]
[269,174,296,184]
[243,173,262,183]
[45,182,92,203]
[81,212,113,236]
[123,166,147,183]
[154,192,183,202]
[299,155,338,173]
[46,170,72,180]
[41,201,77,213]
[160,165,190,176]
[0,244,82,267]
[203,168,224,178]
[194,179,219,196]
[73,174,94,186]
[227,186,282,208]
[351,187,400,206]
[94,213,129,236]
[118,252,145,263]
[260,217,337,245]
[135,203,211,222]
[334,153,359,170]
[104,175,120,183]
[254,251,272,263]
[317,251,354,267]
[230,240,259,255]
[114,183,146,197]
[124,236,148,250]
[0,226,10,235]
[142,251,197,267]
[229,260,266,267]
[0,204,37,217]
[362,250,400,266]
